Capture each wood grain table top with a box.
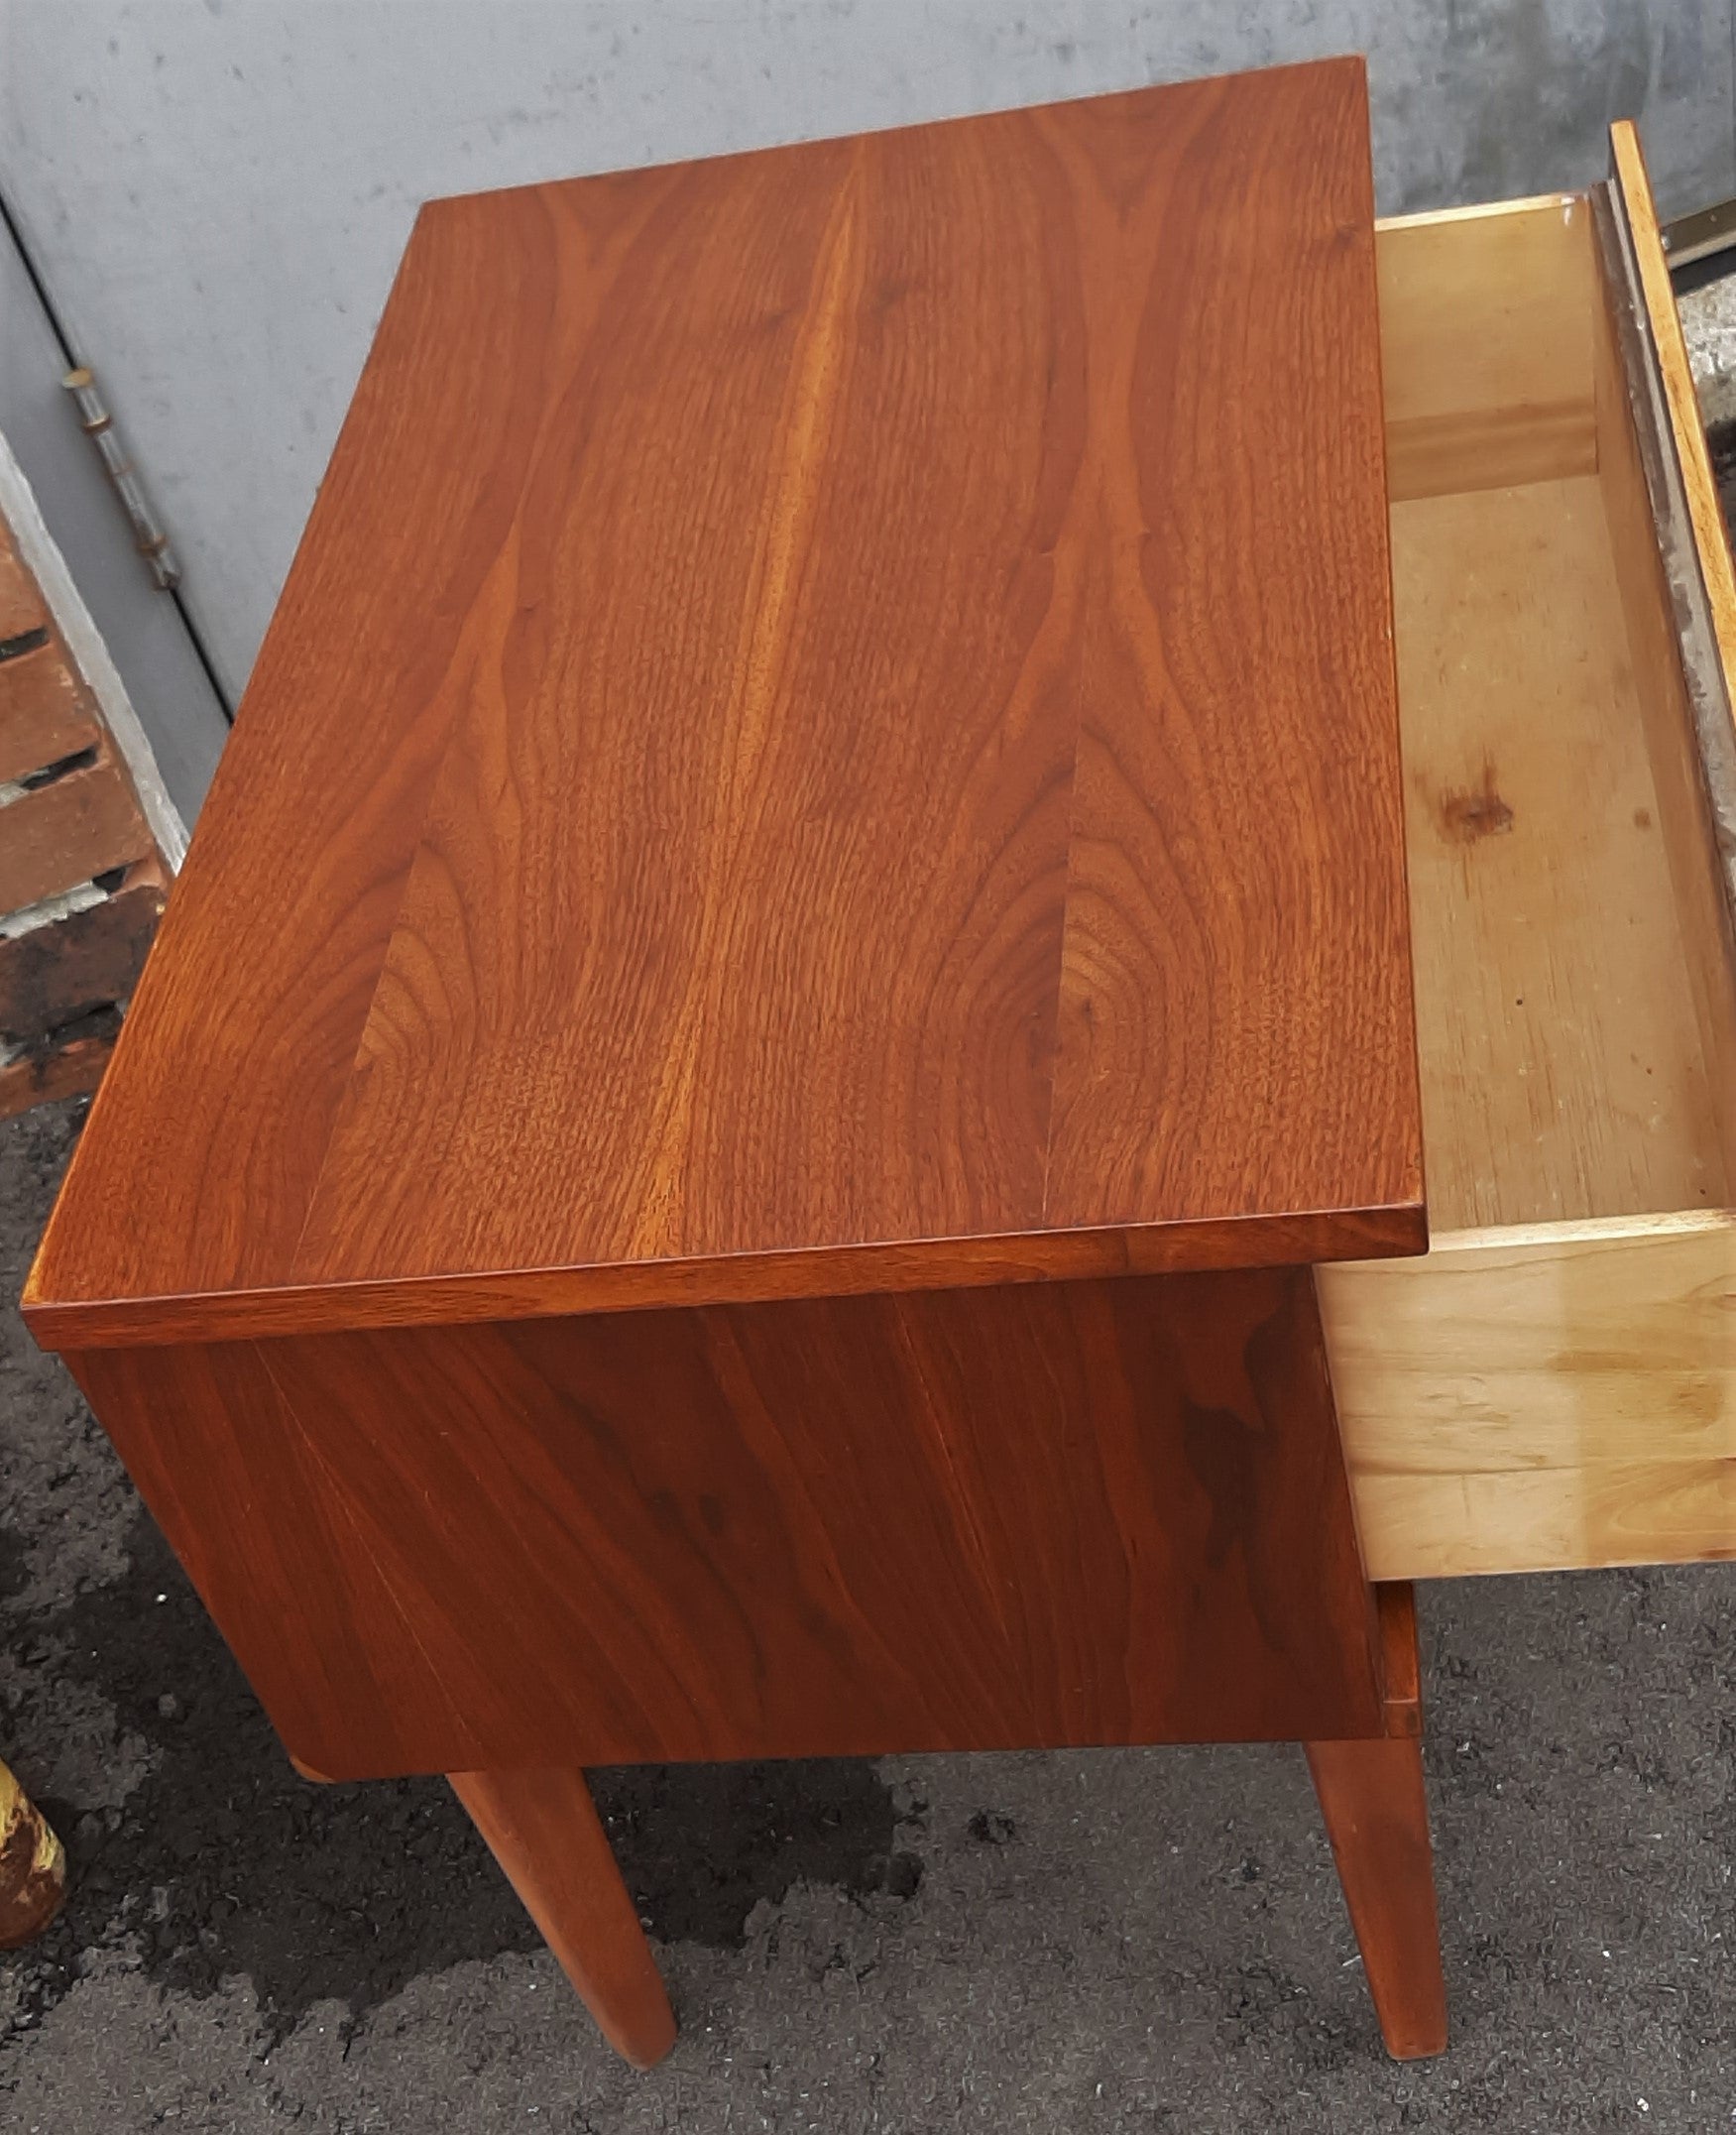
[28,57,1423,1350]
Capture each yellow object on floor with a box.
[0,1755,65,1949]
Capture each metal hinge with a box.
[60,367,180,591]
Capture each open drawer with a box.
[1324,126,1736,1581]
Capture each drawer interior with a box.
[1322,193,1736,1583]
[1379,193,1736,1233]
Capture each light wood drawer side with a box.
[1323,1216,1736,1580]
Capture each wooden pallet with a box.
[0,508,167,1120]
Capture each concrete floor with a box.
[1678,275,1736,422]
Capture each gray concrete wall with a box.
[3,0,1734,789]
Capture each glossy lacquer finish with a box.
[27,58,1420,1349]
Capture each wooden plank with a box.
[23,1198,1424,1351]
[0,535,48,651]
[0,861,166,1047]
[1590,184,1736,1186]
[0,432,188,868]
[1378,190,1591,233]
[1384,403,1595,505]
[1033,67,1415,1246]
[1609,124,1736,773]
[1350,1460,1736,1583]
[65,1263,1385,1778]
[0,1023,117,1122]
[1321,1213,1736,1579]
[0,755,154,914]
[1388,474,1728,1228]
[0,643,101,787]
[27,61,1424,1343]
[1375,194,1596,503]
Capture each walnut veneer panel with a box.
[66,1266,1384,1778]
[29,59,1420,1346]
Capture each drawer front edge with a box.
[1322,1213,1736,1580]
[1606,123,1736,941]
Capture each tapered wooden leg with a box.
[1304,1583,1446,2060]
[450,1766,676,2069]
[1305,1733,1447,2060]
